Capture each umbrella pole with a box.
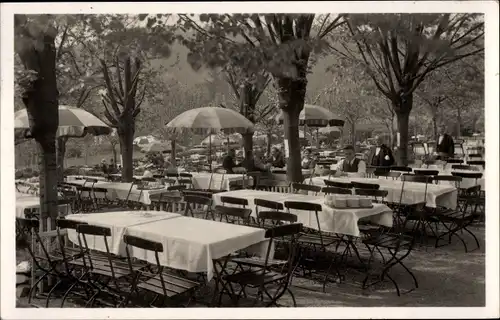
[316,128,320,149]
[209,134,212,171]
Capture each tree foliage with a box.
[333,13,484,164]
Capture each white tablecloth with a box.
[16,195,72,218]
[66,175,107,182]
[66,211,181,255]
[125,216,271,281]
[309,176,458,210]
[191,172,250,190]
[415,168,485,190]
[66,180,172,205]
[212,190,393,237]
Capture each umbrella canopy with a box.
[15,105,112,141]
[318,126,342,134]
[275,104,345,127]
[134,135,158,146]
[201,133,242,147]
[166,107,255,135]
[141,141,185,153]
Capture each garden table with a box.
[308,176,458,210]
[212,189,393,237]
[16,194,72,218]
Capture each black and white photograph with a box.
[1,1,498,319]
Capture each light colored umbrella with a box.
[275,104,345,127]
[141,141,185,153]
[166,107,254,168]
[318,126,342,134]
[15,105,111,142]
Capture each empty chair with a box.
[183,194,213,220]
[390,166,412,173]
[374,170,401,180]
[401,173,434,184]
[323,180,352,189]
[413,170,439,176]
[451,164,478,171]
[354,189,388,203]
[322,186,352,195]
[220,196,248,208]
[164,173,178,185]
[255,199,296,228]
[446,158,464,164]
[467,160,485,169]
[121,234,199,307]
[291,183,321,195]
[350,181,380,190]
[214,205,252,225]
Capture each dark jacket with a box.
[342,158,361,173]
[436,134,455,157]
[369,144,395,167]
[222,155,237,173]
[266,152,286,168]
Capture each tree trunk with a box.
[241,132,254,171]
[456,106,462,136]
[283,107,302,182]
[395,110,411,166]
[350,122,356,146]
[36,133,59,219]
[432,116,438,142]
[56,137,67,182]
[111,143,118,165]
[170,140,176,165]
[266,133,272,155]
[118,126,135,182]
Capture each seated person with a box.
[100,159,109,174]
[265,147,286,168]
[222,149,238,173]
[301,148,316,169]
[238,149,267,172]
[335,145,366,177]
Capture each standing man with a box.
[368,135,395,167]
[436,125,455,160]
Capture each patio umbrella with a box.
[275,104,344,148]
[15,105,112,142]
[166,107,254,169]
[141,141,186,153]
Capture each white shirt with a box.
[438,135,444,144]
[334,158,367,174]
[375,147,381,156]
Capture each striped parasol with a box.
[166,107,254,168]
[275,104,345,127]
[166,107,254,135]
[15,105,111,142]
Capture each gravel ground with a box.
[17,225,485,308]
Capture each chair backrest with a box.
[414,170,439,176]
[123,234,163,252]
[254,198,284,211]
[284,201,323,245]
[322,186,352,195]
[467,160,485,168]
[167,185,187,191]
[183,194,212,206]
[179,172,193,178]
[213,167,227,174]
[214,205,252,224]
[433,175,462,188]
[153,174,165,179]
[450,171,483,180]
[291,183,321,195]
[220,196,248,207]
[76,224,115,276]
[323,180,353,189]
[350,181,380,190]
[446,158,464,164]
[390,166,412,173]
[374,170,401,179]
[354,188,388,202]
[183,190,213,198]
[16,218,56,272]
[271,169,287,174]
[452,164,478,171]
[258,211,298,225]
[165,173,179,179]
[401,174,434,184]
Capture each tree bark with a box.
[266,133,272,155]
[282,107,302,182]
[118,126,135,182]
[111,142,118,165]
[36,133,59,219]
[56,137,67,182]
[432,116,438,142]
[241,132,254,171]
[395,110,411,166]
[170,140,176,165]
[456,106,462,136]
[350,121,356,146]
